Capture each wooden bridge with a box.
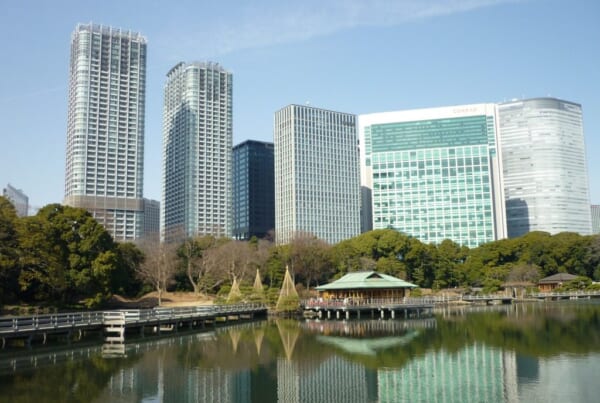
[0,304,267,347]
[526,290,600,301]
[460,295,515,304]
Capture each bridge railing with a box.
[527,290,600,298]
[461,294,514,301]
[301,296,448,309]
[0,311,105,333]
[1,303,269,332]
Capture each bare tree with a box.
[179,235,222,295]
[137,236,178,306]
[289,233,332,289]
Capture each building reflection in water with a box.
[92,319,524,403]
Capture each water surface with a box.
[1,301,599,402]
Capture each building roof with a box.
[538,272,578,284]
[315,271,417,291]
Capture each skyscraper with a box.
[274,104,360,245]
[2,184,28,217]
[592,205,600,235]
[360,104,507,248]
[498,98,592,237]
[233,140,275,240]
[162,62,232,240]
[64,23,146,241]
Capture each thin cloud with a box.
[156,0,521,60]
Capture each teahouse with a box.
[315,271,417,301]
[537,273,578,292]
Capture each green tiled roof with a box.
[315,271,417,291]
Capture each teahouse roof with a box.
[315,271,417,291]
[538,272,578,284]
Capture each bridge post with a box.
[336,311,340,319]
[391,310,395,319]
[357,310,361,319]
[346,311,350,320]
[381,310,385,319]
[327,311,331,319]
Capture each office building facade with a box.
[162,62,232,240]
[359,104,507,248]
[64,23,146,241]
[233,140,275,240]
[142,198,160,239]
[274,104,360,245]
[2,184,28,217]
[498,98,592,237]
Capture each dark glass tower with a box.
[233,140,274,240]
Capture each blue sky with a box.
[0,0,598,212]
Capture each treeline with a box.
[1,196,599,309]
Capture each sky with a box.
[0,0,599,213]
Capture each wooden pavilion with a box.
[537,273,578,292]
[315,271,417,301]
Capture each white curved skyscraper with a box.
[498,98,592,237]
[161,62,232,240]
[64,24,146,241]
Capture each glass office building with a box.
[64,23,146,241]
[233,140,275,240]
[162,62,232,240]
[498,98,592,237]
[592,205,600,235]
[2,184,28,217]
[274,105,360,245]
[360,104,507,248]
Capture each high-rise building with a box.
[359,104,507,248]
[592,205,600,234]
[233,140,275,240]
[2,184,28,217]
[142,198,160,240]
[498,98,592,237]
[162,62,232,240]
[274,104,360,245]
[64,23,146,241]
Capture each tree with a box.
[288,234,332,289]
[137,236,178,306]
[113,242,144,297]
[177,235,224,295]
[17,204,117,307]
[0,197,20,304]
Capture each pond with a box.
[1,300,599,402]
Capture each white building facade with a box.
[161,62,232,240]
[64,23,146,241]
[498,98,592,237]
[274,105,360,245]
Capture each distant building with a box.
[142,198,160,239]
[360,104,507,248]
[498,98,592,237]
[63,23,147,241]
[161,62,233,240]
[233,140,274,240]
[2,184,28,217]
[274,104,361,244]
[592,205,600,234]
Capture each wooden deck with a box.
[0,304,268,346]
[302,298,435,320]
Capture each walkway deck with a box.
[302,298,435,320]
[0,304,268,346]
